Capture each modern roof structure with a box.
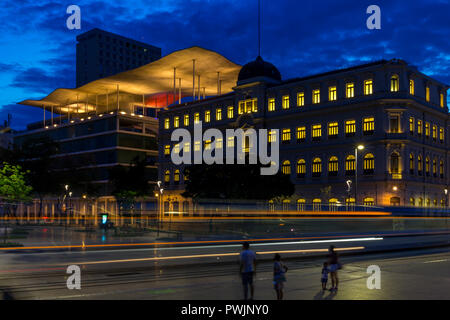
[19,46,242,115]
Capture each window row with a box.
[408,153,445,178]
[164,106,236,129]
[408,117,445,143]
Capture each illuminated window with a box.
[409,153,414,174]
[328,86,337,101]
[282,160,291,175]
[363,153,375,174]
[346,197,355,207]
[345,155,355,175]
[425,157,430,175]
[216,108,222,121]
[312,157,322,177]
[439,127,444,142]
[364,197,375,206]
[432,125,437,141]
[440,93,444,108]
[418,197,423,206]
[204,139,211,150]
[238,101,244,115]
[174,116,179,128]
[410,197,415,206]
[227,106,234,119]
[390,153,399,174]
[417,120,423,136]
[328,156,338,176]
[433,158,437,177]
[409,117,415,134]
[173,143,180,154]
[426,86,430,102]
[297,92,305,106]
[216,138,223,149]
[346,82,355,98]
[164,170,170,183]
[268,130,277,143]
[363,117,375,134]
[328,122,338,137]
[390,75,399,92]
[329,198,338,210]
[345,120,356,136]
[296,126,306,142]
[184,142,190,153]
[174,170,180,182]
[205,110,211,123]
[184,114,189,126]
[194,141,201,151]
[282,95,290,109]
[440,160,444,178]
[282,128,291,143]
[194,112,200,123]
[268,98,275,112]
[227,137,234,148]
[297,159,306,177]
[312,124,322,140]
[364,80,373,95]
[312,89,320,104]
[409,79,414,95]
[164,145,170,155]
[297,199,306,211]
[425,122,430,138]
[164,118,170,129]
[418,155,423,175]
[389,114,400,133]
[239,98,258,114]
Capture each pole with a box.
[217,72,220,95]
[173,67,177,104]
[197,75,201,100]
[117,84,119,111]
[355,148,358,207]
[192,59,196,101]
[178,78,182,104]
[43,105,45,127]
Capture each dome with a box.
[237,56,281,83]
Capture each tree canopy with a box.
[0,162,32,204]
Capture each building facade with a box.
[159,58,449,211]
[76,28,161,87]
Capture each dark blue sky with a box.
[1,0,449,130]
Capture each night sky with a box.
[1,0,449,130]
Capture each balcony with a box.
[391,173,402,180]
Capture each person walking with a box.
[239,242,256,300]
[273,254,288,300]
[327,245,340,292]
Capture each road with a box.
[0,232,449,300]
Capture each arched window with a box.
[440,160,444,178]
[390,74,399,92]
[164,170,170,183]
[418,197,423,207]
[409,153,414,174]
[345,155,355,175]
[433,159,437,177]
[297,199,306,212]
[440,199,445,207]
[363,153,375,174]
[297,159,306,178]
[418,155,423,175]
[312,158,322,177]
[328,156,338,176]
[426,198,431,207]
[390,197,400,206]
[409,79,415,95]
[425,157,430,176]
[363,197,375,206]
[390,152,399,174]
[312,198,322,211]
[409,197,415,206]
[282,160,291,175]
[174,169,180,183]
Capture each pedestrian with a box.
[239,242,256,300]
[327,245,340,292]
[273,253,288,300]
[321,262,329,291]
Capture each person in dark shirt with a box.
[327,245,340,291]
[321,262,329,291]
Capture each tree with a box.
[0,162,33,211]
[182,163,295,201]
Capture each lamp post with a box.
[354,145,365,206]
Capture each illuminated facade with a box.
[159,58,449,210]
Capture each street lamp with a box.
[354,145,365,206]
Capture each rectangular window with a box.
[432,125,437,141]
[417,120,422,136]
[268,130,277,143]
[227,106,234,119]
[328,86,337,101]
[390,115,400,133]
[216,108,222,121]
[238,101,244,115]
[345,120,356,136]
[194,141,201,151]
[297,92,305,106]
[409,117,415,134]
[205,110,211,123]
[268,98,275,112]
[173,143,180,154]
[440,93,444,108]
[296,126,306,141]
[184,114,189,126]
[346,83,355,98]
[227,137,234,148]
[184,142,190,153]
[164,118,170,129]
[440,127,444,143]
[174,116,179,128]
[363,117,375,134]
[409,79,414,95]
[164,145,170,155]
[204,139,211,150]
[282,128,291,142]
[216,138,223,149]
[328,122,338,137]
[425,122,430,137]
[426,87,430,102]
[312,124,322,140]
[312,89,320,104]
[194,112,200,123]
[364,80,373,95]
[282,95,290,109]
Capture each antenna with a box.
[258,0,261,57]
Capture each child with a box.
[273,254,288,300]
[321,262,329,291]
